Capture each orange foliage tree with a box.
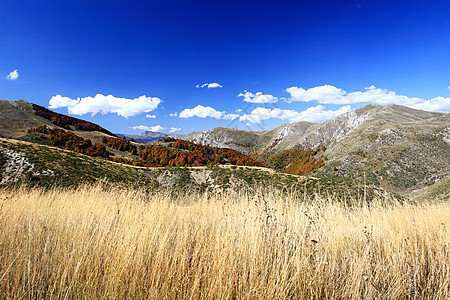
[32,104,116,136]
[101,136,137,154]
[28,125,109,158]
[266,147,324,175]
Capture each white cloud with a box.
[223,113,239,120]
[146,114,156,118]
[178,105,237,120]
[170,112,178,117]
[238,90,278,103]
[448,86,450,90]
[196,82,223,88]
[285,85,346,104]
[239,107,298,124]
[49,94,162,118]
[289,105,352,123]
[240,105,351,124]
[407,97,450,112]
[6,69,19,80]
[132,125,164,132]
[285,85,450,112]
[132,125,182,133]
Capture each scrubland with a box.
[0,184,448,299]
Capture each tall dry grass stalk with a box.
[0,183,449,299]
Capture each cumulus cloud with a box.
[239,107,299,124]
[6,69,19,80]
[240,105,351,124]
[146,114,156,118]
[178,105,238,120]
[289,105,352,122]
[132,125,182,133]
[132,125,164,132]
[285,85,450,112]
[238,90,278,103]
[223,113,239,120]
[49,94,162,118]
[196,82,223,88]
[407,97,450,112]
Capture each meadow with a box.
[0,184,448,299]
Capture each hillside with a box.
[0,100,117,144]
[0,100,55,138]
[1,99,447,199]
[0,137,334,195]
[180,104,450,198]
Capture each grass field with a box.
[0,184,449,299]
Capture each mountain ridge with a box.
[177,103,449,197]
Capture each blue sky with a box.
[1,0,449,134]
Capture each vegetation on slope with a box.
[27,125,109,158]
[0,184,448,299]
[134,138,263,167]
[32,104,116,136]
[25,126,263,168]
[265,147,325,175]
[0,139,157,188]
[102,136,137,154]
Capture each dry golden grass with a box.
[0,184,449,299]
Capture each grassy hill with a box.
[0,138,294,190]
[0,100,55,138]
[0,100,118,142]
[0,138,396,200]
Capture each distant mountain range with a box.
[116,131,168,143]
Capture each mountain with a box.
[179,104,450,198]
[176,121,313,156]
[0,100,116,143]
[1,99,448,199]
[116,131,168,143]
[0,100,55,138]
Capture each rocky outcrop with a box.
[0,146,54,184]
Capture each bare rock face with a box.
[0,146,54,184]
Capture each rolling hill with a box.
[0,137,329,195]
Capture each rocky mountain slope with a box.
[180,104,450,198]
